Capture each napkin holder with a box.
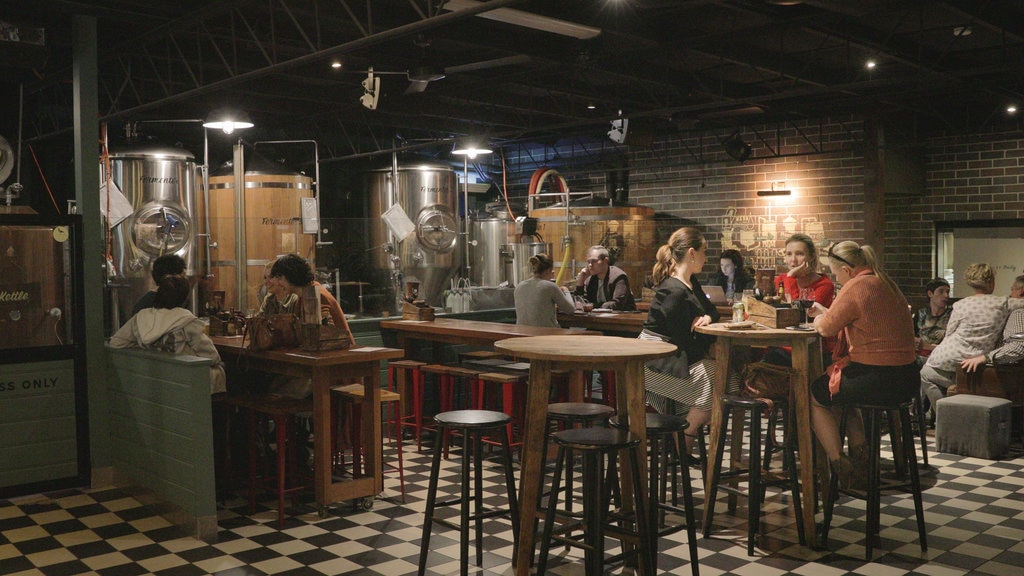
[744,297,801,328]
[402,300,435,321]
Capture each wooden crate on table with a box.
[743,297,801,328]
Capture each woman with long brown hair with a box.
[641,227,734,458]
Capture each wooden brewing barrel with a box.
[207,172,314,311]
[529,204,657,295]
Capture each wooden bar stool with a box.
[418,410,519,576]
[331,383,406,503]
[610,414,700,576]
[475,371,528,453]
[387,359,426,446]
[537,427,652,576]
[820,400,927,561]
[703,395,804,555]
[542,402,616,539]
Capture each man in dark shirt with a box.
[131,254,186,317]
[573,245,636,311]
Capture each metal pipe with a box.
[233,141,247,312]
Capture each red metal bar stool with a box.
[221,393,312,527]
[387,359,426,446]
[418,364,452,451]
[474,371,528,453]
[331,383,406,503]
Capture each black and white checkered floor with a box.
[3,433,1023,576]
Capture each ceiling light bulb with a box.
[587,103,596,110]
[865,59,876,70]
[1008,105,1018,114]
[221,122,236,134]
[331,61,342,69]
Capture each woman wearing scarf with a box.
[805,241,918,489]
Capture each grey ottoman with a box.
[935,395,1011,459]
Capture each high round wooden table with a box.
[694,322,823,543]
[494,335,677,576]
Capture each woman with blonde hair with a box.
[920,262,1023,422]
[806,240,917,488]
[641,227,735,458]
[514,252,575,327]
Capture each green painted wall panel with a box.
[0,360,78,490]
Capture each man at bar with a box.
[573,244,636,311]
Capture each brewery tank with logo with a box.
[105,144,199,329]
[365,161,460,309]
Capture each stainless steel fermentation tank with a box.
[106,145,199,328]
[470,213,514,286]
[366,162,460,308]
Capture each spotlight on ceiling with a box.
[1007,104,1018,115]
[202,109,254,134]
[865,59,877,70]
[360,68,380,110]
[723,132,752,163]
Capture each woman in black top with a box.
[714,248,754,302]
[641,227,731,456]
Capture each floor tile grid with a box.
[2,429,1023,575]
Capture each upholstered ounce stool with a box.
[935,394,1012,459]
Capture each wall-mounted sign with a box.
[0,282,40,313]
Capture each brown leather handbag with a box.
[244,313,301,352]
[742,361,792,400]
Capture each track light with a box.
[361,68,380,110]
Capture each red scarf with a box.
[825,268,874,397]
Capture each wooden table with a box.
[694,323,823,542]
[495,335,677,576]
[557,310,647,336]
[212,336,405,513]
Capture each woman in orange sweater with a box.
[806,240,918,489]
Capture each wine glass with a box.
[797,288,815,324]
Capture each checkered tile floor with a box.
[3,431,1023,576]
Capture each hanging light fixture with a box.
[452,141,493,279]
[202,109,254,134]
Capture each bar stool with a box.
[537,427,653,576]
[703,395,804,555]
[221,393,312,527]
[387,359,426,445]
[418,364,451,451]
[610,414,700,576]
[545,402,616,521]
[820,400,928,561]
[331,383,406,503]
[417,410,519,576]
[474,371,528,453]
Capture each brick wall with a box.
[504,120,1024,297]
[886,131,1024,297]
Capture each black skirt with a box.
[811,361,920,407]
